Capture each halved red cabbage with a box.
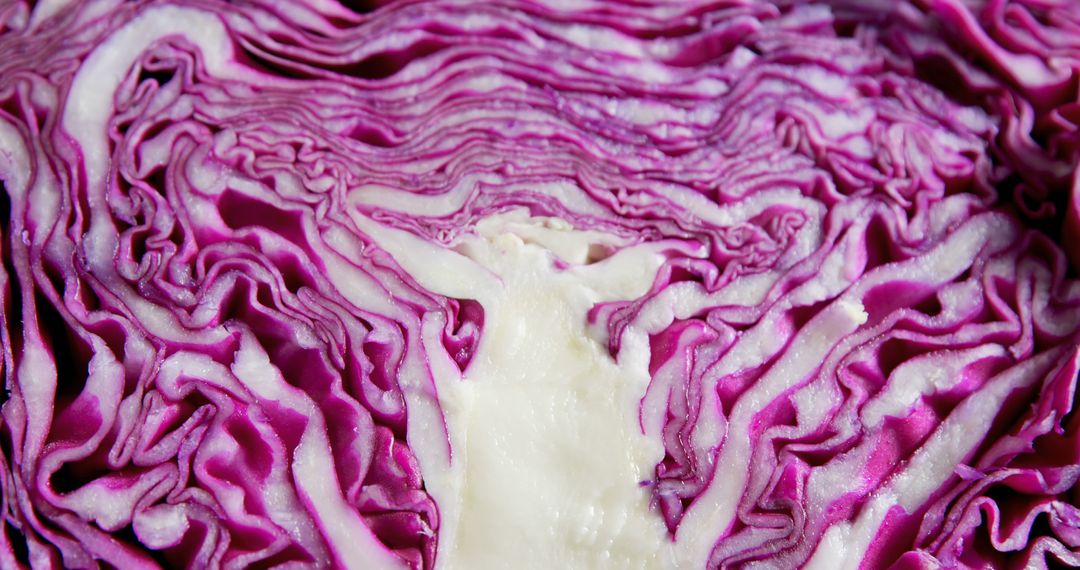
[0,0,1078,568]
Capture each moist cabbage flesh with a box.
[0,0,1079,569]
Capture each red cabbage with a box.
[0,0,1078,568]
